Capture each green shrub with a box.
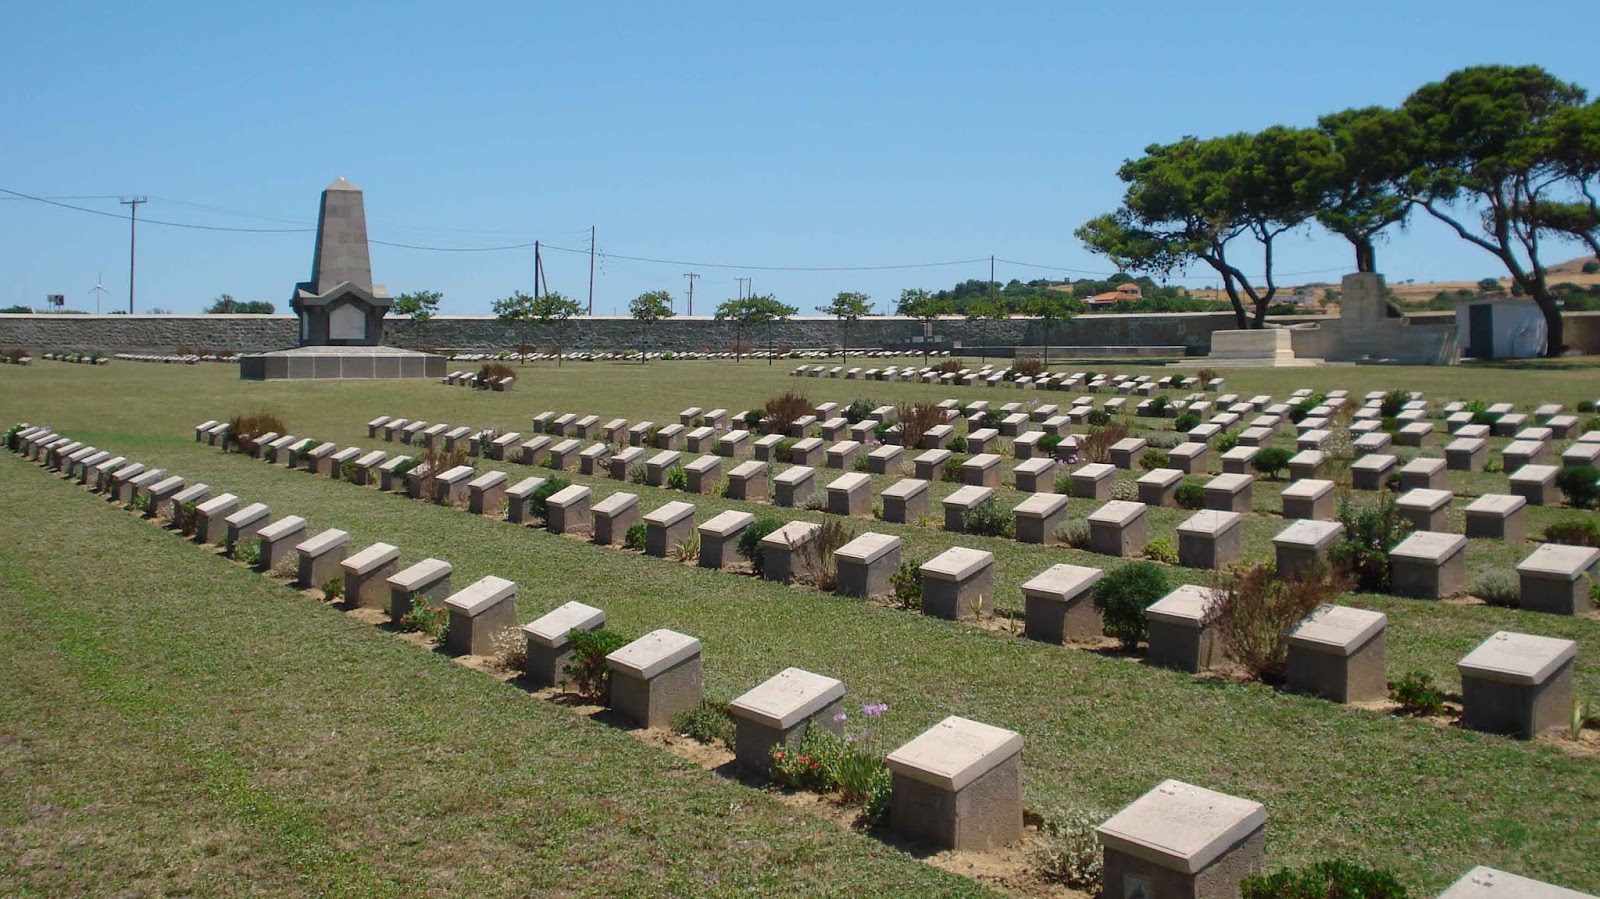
[1464,399,1496,426]
[4,424,23,452]
[738,516,782,575]
[1057,521,1091,549]
[1093,562,1170,650]
[1038,433,1063,454]
[1173,411,1201,432]
[340,459,359,482]
[1087,409,1111,426]
[962,497,1014,538]
[852,453,870,472]
[1216,431,1240,453]
[1251,447,1294,480]
[563,628,629,701]
[529,476,569,519]
[947,435,968,454]
[1215,563,1350,683]
[322,577,345,603]
[1544,518,1600,547]
[1242,860,1409,899]
[671,702,736,750]
[942,456,965,482]
[665,465,689,491]
[1028,807,1104,890]
[843,398,874,423]
[1331,495,1413,593]
[623,523,647,550]
[1555,464,1599,509]
[774,438,798,464]
[1143,537,1178,564]
[626,461,648,483]
[1175,481,1206,510]
[1149,394,1171,413]
[1379,389,1410,419]
[231,539,261,566]
[1289,394,1326,424]
[1139,448,1170,470]
[891,560,923,610]
[1390,671,1446,717]
[1578,400,1597,414]
[1472,572,1520,608]
[397,595,449,642]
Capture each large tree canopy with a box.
[1311,106,1418,273]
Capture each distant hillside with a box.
[1185,255,1600,310]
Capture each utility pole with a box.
[120,196,146,313]
[735,277,750,300]
[587,225,595,315]
[682,272,699,315]
[990,255,995,294]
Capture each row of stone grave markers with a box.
[12,423,1598,897]
[108,352,241,364]
[443,348,949,364]
[0,352,32,365]
[364,388,1600,615]
[38,351,108,365]
[440,370,515,390]
[793,361,1229,393]
[199,415,1592,746]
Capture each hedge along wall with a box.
[0,311,1254,356]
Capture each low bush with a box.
[231,539,261,566]
[665,465,689,491]
[1241,860,1409,899]
[626,461,648,483]
[942,456,965,483]
[672,530,700,563]
[1216,431,1240,453]
[1143,537,1178,564]
[1330,495,1413,593]
[1173,411,1201,432]
[799,519,855,590]
[843,398,875,423]
[1379,388,1410,419]
[1093,562,1170,650]
[763,391,813,435]
[852,454,870,472]
[397,595,450,642]
[529,477,570,520]
[477,361,516,385]
[1086,409,1111,426]
[1175,481,1206,510]
[738,516,782,575]
[947,435,968,454]
[935,359,963,374]
[774,438,798,464]
[223,410,287,455]
[1078,422,1129,465]
[612,523,645,552]
[340,460,359,482]
[1579,400,1597,414]
[1028,806,1104,890]
[1139,448,1170,470]
[671,702,736,750]
[1015,357,1044,377]
[890,559,923,610]
[1544,518,1600,547]
[1038,433,1064,455]
[1390,671,1446,717]
[1555,464,1599,509]
[563,628,630,701]
[322,577,344,603]
[1214,563,1350,683]
[1472,572,1520,608]
[770,704,893,825]
[962,497,1014,538]
[894,401,945,452]
[1149,394,1171,413]
[1251,446,1294,480]
[1057,521,1091,550]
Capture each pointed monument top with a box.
[326,177,360,192]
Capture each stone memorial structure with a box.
[240,179,444,380]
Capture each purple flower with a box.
[861,702,888,717]
[833,711,848,723]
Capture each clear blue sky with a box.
[3,1,1597,315]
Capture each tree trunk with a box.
[1355,237,1377,274]
[1529,285,1566,356]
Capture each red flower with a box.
[773,752,786,760]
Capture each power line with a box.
[0,188,314,232]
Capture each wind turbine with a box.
[89,273,109,315]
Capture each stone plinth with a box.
[608,446,644,481]
[1287,605,1387,703]
[1022,564,1104,644]
[826,440,862,470]
[1097,779,1266,899]
[546,484,592,535]
[914,448,952,481]
[295,528,349,590]
[578,443,610,476]
[962,453,1003,488]
[966,427,999,456]
[1351,453,1397,490]
[606,629,703,728]
[1138,468,1184,507]
[1166,443,1210,477]
[1207,327,1298,365]
[684,454,722,494]
[1517,543,1600,615]
[1287,449,1325,481]
[590,491,640,546]
[1396,488,1453,533]
[1203,473,1253,514]
[504,476,546,524]
[698,510,756,570]
[728,667,846,772]
[194,493,239,545]
[1177,510,1243,570]
[772,466,817,507]
[1509,464,1558,506]
[885,716,1024,851]
[387,558,452,621]
[1013,457,1056,494]
[790,437,825,467]
[882,478,930,524]
[835,532,901,598]
[341,541,400,609]
[644,450,682,487]
[434,464,475,506]
[1398,457,1446,491]
[1089,500,1148,558]
[1458,631,1577,739]
[1221,445,1259,475]
[1463,493,1526,542]
[444,576,519,656]
[920,547,995,620]
[644,500,696,558]
[523,600,606,689]
[1273,519,1344,579]
[468,470,508,516]
[1014,492,1068,545]
[760,521,819,583]
[1280,478,1334,521]
[827,472,873,517]
[1439,866,1594,899]
[547,438,582,471]
[1390,531,1467,599]
[1072,463,1116,501]
[224,502,270,554]
[1146,585,1226,672]
[256,515,307,572]
[867,443,904,475]
[520,435,552,467]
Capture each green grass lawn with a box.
[3,357,1600,896]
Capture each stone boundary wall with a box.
[0,311,1246,356]
[7,310,1595,357]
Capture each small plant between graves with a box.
[476,361,515,386]
[626,462,649,484]
[491,628,527,673]
[1212,562,1351,683]
[1555,464,1600,509]
[1078,422,1128,464]
[563,627,629,701]
[1216,431,1241,453]
[670,702,736,751]
[941,456,966,483]
[1241,859,1409,899]
[623,523,647,551]
[1471,572,1521,608]
[1173,411,1201,432]
[946,435,968,454]
[1056,521,1091,550]
[130,493,152,514]
[770,702,893,825]
[798,519,855,590]
[890,559,923,610]
[1544,518,1600,547]
[738,516,782,575]
[843,398,875,423]
[340,460,359,482]
[672,530,701,563]
[231,539,261,566]
[1143,537,1178,565]
[1331,494,1413,593]
[893,401,944,452]
[665,465,689,491]
[1251,447,1294,480]
[322,578,344,602]
[1027,806,1105,891]
[962,497,1014,538]
[1138,448,1170,471]
[4,424,24,451]
[176,501,199,537]
[529,477,570,520]
[762,391,812,434]
[852,454,870,473]
[1093,561,1170,650]
[1175,480,1206,510]
[1086,409,1111,427]
[397,593,450,642]
[223,410,287,454]
[1389,671,1446,717]
[1378,389,1410,419]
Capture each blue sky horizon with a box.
[3,2,1598,315]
